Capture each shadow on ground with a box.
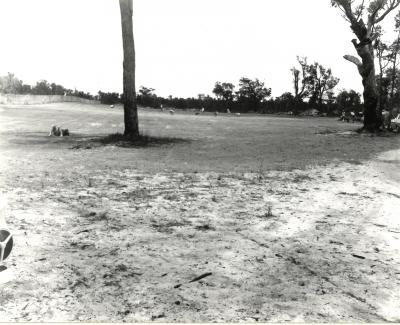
[1,131,191,150]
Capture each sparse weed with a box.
[151,219,192,233]
[256,158,265,182]
[195,224,216,231]
[78,209,109,221]
[124,188,152,200]
[83,176,94,188]
[292,174,312,183]
[261,205,274,218]
[164,193,180,201]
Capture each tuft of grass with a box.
[292,174,312,183]
[195,224,216,231]
[151,219,192,234]
[256,158,265,182]
[261,205,275,218]
[123,188,152,200]
[86,177,94,188]
[78,209,109,221]
[164,193,180,201]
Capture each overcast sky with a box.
[0,0,398,98]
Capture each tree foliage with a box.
[0,73,93,99]
[0,73,24,94]
[236,78,271,111]
[212,82,235,103]
[336,89,362,112]
[291,57,339,108]
[306,63,340,106]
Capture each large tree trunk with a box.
[119,0,139,137]
[346,38,382,131]
[356,41,382,130]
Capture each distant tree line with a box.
[0,73,94,100]
[0,63,364,116]
[98,58,364,116]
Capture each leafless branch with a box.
[374,0,400,24]
[356,0,366,20]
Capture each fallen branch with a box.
[174,272,213,289]
[188,272,212,283]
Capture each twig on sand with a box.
[189,272,212,283]
[174,272,213,289]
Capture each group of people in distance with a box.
[339,111,363,123]
[339,107,399,131]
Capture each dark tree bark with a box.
[345,40,381,130]
[119,0,139,137]
[333,0,400,131]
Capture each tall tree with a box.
[212,82,235,103]
[306,62,340,106]
[332,0,400,131]
[236,78,271,112]
[291,56,310,103]
[119,0,139,137]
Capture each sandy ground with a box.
[0,104,399,322]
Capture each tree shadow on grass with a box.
[2,131,191,150]
[315,129,400,137]
[70,133,191,150]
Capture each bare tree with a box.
[332,0,400,131]
[291,56,309,103]
[119,0,139,137]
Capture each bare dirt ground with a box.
[0,103,399,322]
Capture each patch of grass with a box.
[78,209,108,221]
[151,219,192,234]
[292,174,312,183]
[123,188,153,200]
[3,104,400,173]
[164,193,180,201]
[315,129,341,135]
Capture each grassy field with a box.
[0,103,400,322]
[0,103,399,173]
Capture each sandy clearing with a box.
[0,156,399,322]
